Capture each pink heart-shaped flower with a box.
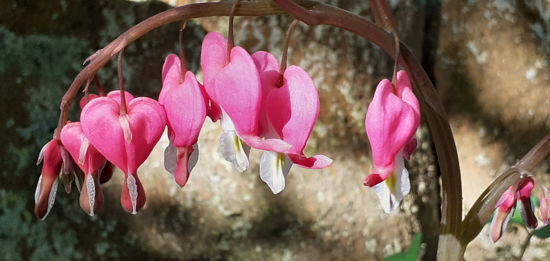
[61,122,105,215]
[159,54,207,187]
[81,95,166,213]
[265,65,332,169]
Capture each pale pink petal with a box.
[240,134,291,153]
[213,46,261,136]
[267,65,319,155]
[252,51,281,138]
[159,70,207,147]
[160,54,183,103]
[201,32,228,103]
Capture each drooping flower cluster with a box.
[34,30,332,219]
[364,70,420,213]
[489,176,550,242]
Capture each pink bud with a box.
[35,139,63,220]
[159,54,207,187]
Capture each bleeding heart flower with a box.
[81,94,166,214]
[35,139,72,220]
[252,51,333,194]
[201,32,290,172]
[490,177,537,242]
[61,122,106,216]
[159,54,207,187]
[364,70,420,213]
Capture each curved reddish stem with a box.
[179,21,189,74]
[277,19,299,87]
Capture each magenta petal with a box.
[81,96,166,174]
[213,46,261,136]
[267,66,319,155]
[125,97,167,173]
[107,90,135,104]
[288,153,333,169]
[81,97,127,172]
[159,64,207,147]
[540,185,550,225]
[60,122,105,174]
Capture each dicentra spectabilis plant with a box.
[33,0,550,259]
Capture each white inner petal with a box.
[163,139,177,176]
[260,151,291,194]
[219,130,250,172]
[36,143,48,165]
[188,143,200,173]
[35,175,43,203]
[371,150,410,214]
[86,174,96,216]
[42,178,58,220]
[126,174,138,214]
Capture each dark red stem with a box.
[227,0,240,61]
[94,75,104,96]
[179,20,189,75]
[277,19,299,87]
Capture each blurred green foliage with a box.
[0,26,144,260]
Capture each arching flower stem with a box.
[277,19,299,88]
[179,20,189,74]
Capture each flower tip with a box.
[364,174,384,187]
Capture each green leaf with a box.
[533,224,550,239]
[384,233,423,261]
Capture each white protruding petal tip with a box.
[127,174,138,214]
[260,151,290,194]
[219,130,249,172]
[37,143,48,166]
[38,178,58,221]
[35,175,43,204]
[188,143,200,173]
[163,140,177,176]
[86,174,96,216]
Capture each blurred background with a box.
[1,0,550,260]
